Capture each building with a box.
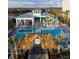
[62,0,70,12]
[15,9,59,29]
[15,9,61,39]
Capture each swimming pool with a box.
[15,27,61,39]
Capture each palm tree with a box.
[8,35,18,59]
[8,37,15,59]
[57,35,64,54]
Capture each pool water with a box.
[15,27,61,39]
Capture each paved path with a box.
[27,44,49,59]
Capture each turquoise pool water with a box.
[15,27,61,39]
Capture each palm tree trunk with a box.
[58,38,60,54]
[58,45,60,53]
[14,43,18,59]
[11,46,14,59]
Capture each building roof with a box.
[41,12,51,16]
[16,12,33,18]
[15,12,52,18]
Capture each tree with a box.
[8,35,19,59]
[8,37,15,59]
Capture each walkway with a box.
[27,44,49,59]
